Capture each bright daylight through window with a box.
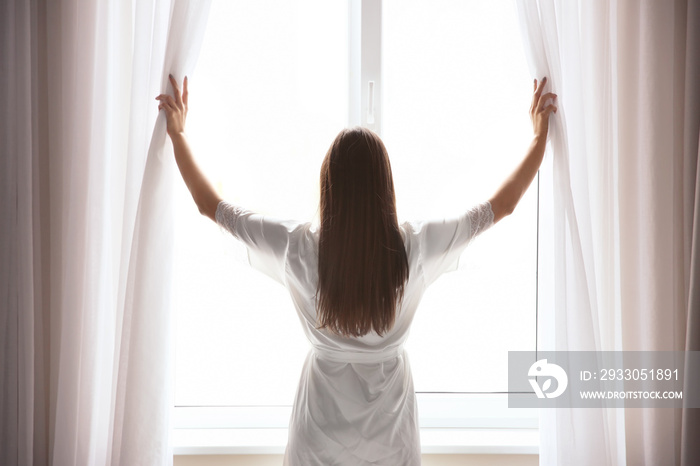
[174,0,536,418]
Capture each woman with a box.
[157,75,556,465]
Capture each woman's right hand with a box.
[156,75,188,137]
[530,77,557,138]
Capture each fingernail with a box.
[543,77,547,81]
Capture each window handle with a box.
[367,81,375,124]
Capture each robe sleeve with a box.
[415,201,494,286]
[215,200,302,286]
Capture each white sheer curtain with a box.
[515,0,700,465]
[0,0,211,464]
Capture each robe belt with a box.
[311,344,405,363]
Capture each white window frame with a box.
[173,0,539,455]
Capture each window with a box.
[382,0,536,393]
[174,0,347,407]
[174,0,538,454]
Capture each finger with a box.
[531,84,539,109]
[169,74,182,106]
[543,103,558,116]
[531,78,546,107]
[538,93,557,112]
[183,76,188,107]
[156,94,177,106]
[158,96,175,111]
[534,76,547,102]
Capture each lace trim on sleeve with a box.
[215,200,247,239]
[468,201,495,240]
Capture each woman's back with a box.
[215,199,494,465]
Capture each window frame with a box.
[173,0,540,455]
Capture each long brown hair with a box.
[316,126,409,337]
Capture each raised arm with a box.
[489,77,557,224]
[156,75,222,221]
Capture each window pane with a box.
[383,0,537,392]
[174,0,348,406]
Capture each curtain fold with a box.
[515,0,700,465]
[516,1,624,464]
[681,2,700,464]
[113,2,212,463]
[1,0,211,464]
[1,1,51,463]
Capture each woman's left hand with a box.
[530,77,557,139]
[156,75,188,136]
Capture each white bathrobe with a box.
[215,199,494,465]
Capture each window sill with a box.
[172,427,539,455]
